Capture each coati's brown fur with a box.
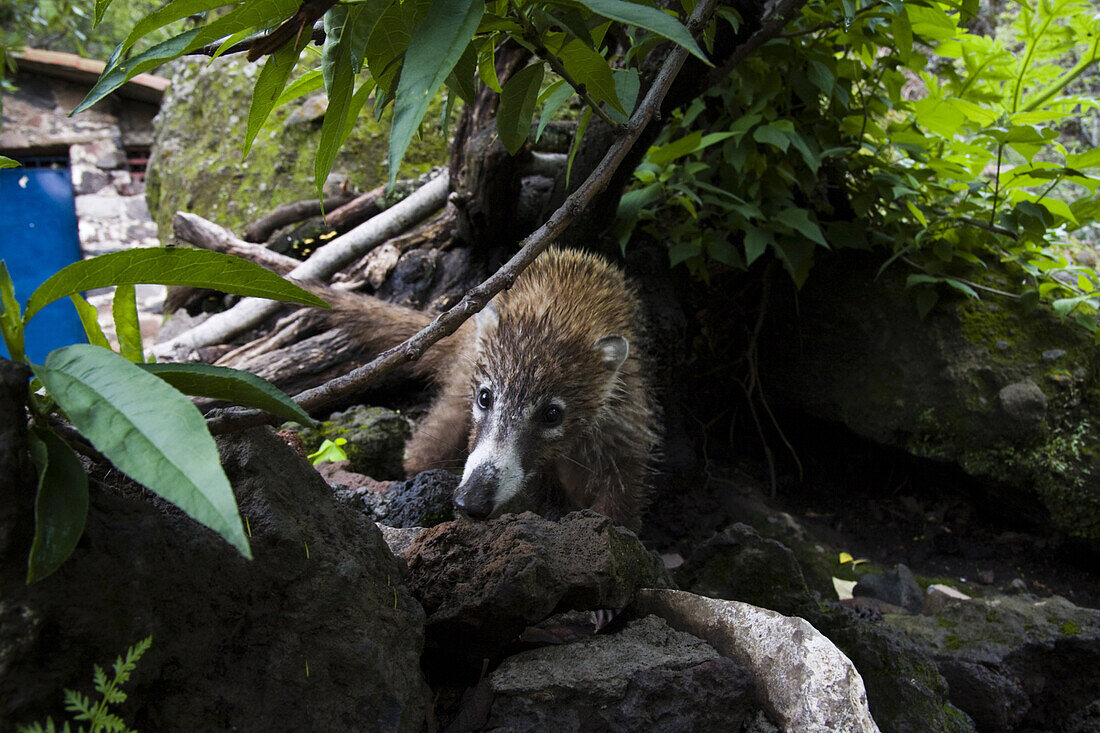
[313,247,659,530]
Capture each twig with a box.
[205,0,723,435]
[247,1,336,62]
[174,212,301,273]
[188,23,326,59]
[242,192,357,243]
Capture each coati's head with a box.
[452,297,632,520]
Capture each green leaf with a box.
[75,0,301,115]
[69,293,111,350]
[743,226,771,266]
[753,124,790,152]
[112,284,144,363]
[317,6,361,195]
[389,0,485,184]
[119,0,230,55]
[0,155,20,169]
[446,41,479,104]
[558,39,623,115]
[573,0,708,64]
[536,78,574,141]
[308,437,348,465]
[274,69,324,108]
[566,106,593,187]
[647,131,703,166]
[25,248,329,324]
[478,36,503,93]
[1,262,25,362]
[26,427,89,583]
[244,31,308,156]
[497,63,544,155]
[915,288,938,319]
[607,68,639,125]
[772,237,816,287]
[32,345,252,559]
[775,208,827,246]
[139,362,313,425]
[94,0,114,26]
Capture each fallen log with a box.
[152,171,450,362]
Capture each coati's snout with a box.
[453,464,497,519]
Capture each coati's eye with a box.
[541,404,563,427]
[476,387,494,410]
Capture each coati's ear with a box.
[475,301,499,338]
[594,334,629,373]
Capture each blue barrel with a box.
[0,163,87,364]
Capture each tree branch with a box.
[205,0,722,435]
[242,192,356,243]
[175,212,301,273]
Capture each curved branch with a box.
[205,0,723,435]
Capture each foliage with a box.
[81,0,706,193]
[308,437,349,465]
[0,249,325,582]
[616,0,1100,335]
[17,636,152,733]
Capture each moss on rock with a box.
[146,55,449,240]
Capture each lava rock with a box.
[676,522,815,617]
[854,564,924,614]
[484,615,757,732]
[405,510,671,663]
[353,469,457,528]
[0,427,429,732]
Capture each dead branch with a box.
[324,185,387,233]
[174,212,301,274]
[205,0,721,435]
[242,192,357,243]
[152,171,450,362]
[247,1,337,62]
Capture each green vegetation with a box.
[17,636,152,733]
[1,249,327,581]
[617,0,1100,334]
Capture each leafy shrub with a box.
[1,248,328,581]
[616,0,1100,332]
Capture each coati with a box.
[315,247,659,530]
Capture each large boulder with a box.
[1,427,429,732]
[145,55,449,240]
[887,593,1100,731]
[759,252,1100,547]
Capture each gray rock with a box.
[888,593,1100,731]
[405,510,671,664]
[676,522,814,617]
[0,427,429,731]
[997,379,1047,424]
[485,615,757,732]
[854,564,924,614]
[346,469,456,528]
[757,252,1100,548]
[634,589,880,733]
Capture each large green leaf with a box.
[317,5,362,195]
[24,248,329,324]
[536,78,574,141]
[0,155,19,169]
[390,0,484,184]
[94,0,114,26]
[139,362,313,425]
[32,345,252,559]
[497,62,544,155]
[27,427,89,583]
[1,262,25,362]
[572,0,708,63]
[274,69,324,108]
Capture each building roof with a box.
[14,48,169,104]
